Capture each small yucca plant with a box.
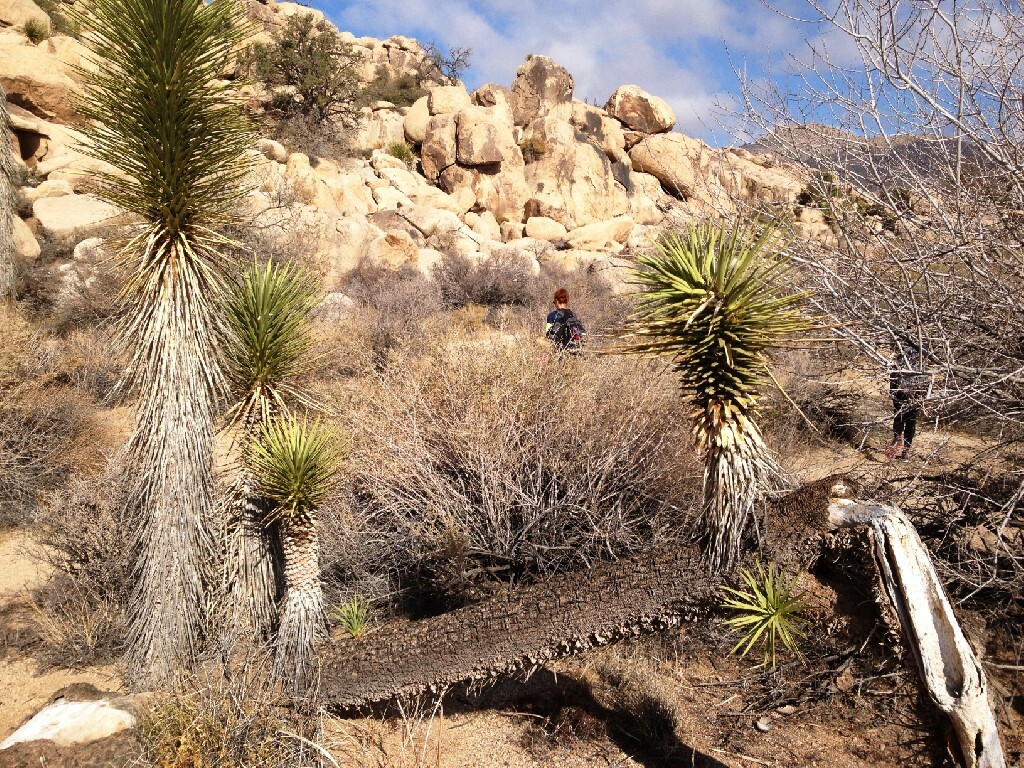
[721,561,807,668]
[331,594,371,638]
[224,259,319,431]
[246,415,339,691]
[620,220,807,571]
[221,259,319,639]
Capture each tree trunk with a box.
[0,84,16,302]
[222,471,281,639]
[274,512,327,693]
[828,498,1006,768]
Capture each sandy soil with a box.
[0,531,122,743]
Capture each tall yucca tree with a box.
[76,0,255,677]
[222,260,318,638]
[621,221,807,571]
[246,415,338,692]
[0,84,16,302]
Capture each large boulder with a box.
[32,194,122,250]
[604,85,676,134]
[420,113,457,182]
[403,95,430,144]
[521,116,629,228]
[571,101,626,161]
[349,105,406,154]
[13,215,40,261]
[524,215,568,242]
[565,215,635,253]
[439,163,528,225]
[718,149,803,206]
[428,85,471,116]
[472,82,512,109]
[455,104,518,167]
[0,0,47,29]
[0,30,81,122]
[629,133,728,208]
[509,55,574,126]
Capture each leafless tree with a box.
[735,0,1024,430]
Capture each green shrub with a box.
[24,17,50,43]
[331,594,371,637]
[520,135,546,163]
[361,67,426,108]
[34,0,79,37]
[387,141,415,164]
[253,14,362,127]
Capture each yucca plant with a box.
[331,594,371,638]
[221,259,319,638]
[75,0,254,678]
[620,221,807,571]
[0,84,16,302]
[721,561,807,668]
[246,415,339,691]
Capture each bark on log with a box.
[828,498,1006,768]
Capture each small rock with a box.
[776,704,798,716]
[755,716,772,733]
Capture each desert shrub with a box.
[140,665,326,768]
[433,250,538,308]
[0,385,81,527]
[361,67,426,107]
[340,263,444,368]
[251,15,361,127]
[422,42,472,85]
[24,17,49,43]
[336,341,699,612]
[387,140,414,165]
[34,0,78,37]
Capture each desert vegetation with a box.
[0,0,1021,765]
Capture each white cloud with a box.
[324,0,808,143]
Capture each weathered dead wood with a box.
[829,498,1006,768]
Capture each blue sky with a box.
[317,0,832,145]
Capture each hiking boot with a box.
[884,439,903,459]
[900,447,912,461]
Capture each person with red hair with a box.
[545,288,586,353]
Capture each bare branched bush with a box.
[340,263,443,368]
[331,341,700,612]
[29,458,136,663]
[0,384,81,527]
[737,0,1024,430]
[433,250,538,308]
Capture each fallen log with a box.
[320,478,835,710]
[828,496,1006,768]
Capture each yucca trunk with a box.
[222,471,281,638]
[700,405,778,571]
[0,84,16,301]
[274,511,328,691]
[123,241,223,677]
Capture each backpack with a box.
[550,309,586,352]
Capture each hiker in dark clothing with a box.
[885,344,926,460]
[545,288,586,353]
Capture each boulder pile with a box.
[2,0,827,299]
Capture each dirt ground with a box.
[0,429,1020,767]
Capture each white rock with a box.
[256,138,288,164]
[311,292,356,322]
[19,178,72,211]
[404,95,430,144]
[604,85,676,134]
[465,210,500,240]
[525,216,568,242]
[372,185,412,210]
[415,247,445,277]
[273,1,326,25]
[428,85,472,116]
[13,215,40,261]
[0,700,135,749]
[33,194,121,249]
[566,215,634,252]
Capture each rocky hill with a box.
[2,0,830,299]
